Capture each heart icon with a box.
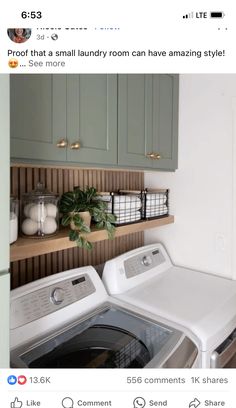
[18,375,27,385]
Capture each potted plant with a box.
[59,186,116,250]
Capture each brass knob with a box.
[146,152,161,160]
[56,139,68,148]
[70,141,81,150]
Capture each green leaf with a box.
[76,235,83,247]
[105,221,112,229]
[59,193,78,213]
[73,214,83,228]
[69,230,79,241]
[86,186,97,201]
[92,207,101,217]
[84,240,93,250]
[95,221,104,230]
[76,236,93,250]
[107,224,116,240]
[61,214,72,226]
[79,223,91,233]
[97,201,107,211]
[106,213,117,223]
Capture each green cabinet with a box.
[118,74,178,170]
[11,74,117,165]
[11,74,178,171]
[67,75,117,165]
[11,75,67,162]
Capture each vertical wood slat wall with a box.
[11,165,144,289]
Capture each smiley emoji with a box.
[8,58,19,68]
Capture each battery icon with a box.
[210,11,225,18]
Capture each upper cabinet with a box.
[11,75,67,162]
[118,74,178,170]
[66,75,117,165]
[10,74,178,171]
[11,74,117,165]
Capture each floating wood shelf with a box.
[10,216,174,262]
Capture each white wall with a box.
[145,74,236,279]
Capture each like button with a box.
[11,397,23,408]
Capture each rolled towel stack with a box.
[114,210,141,224]
[145,205,168,217]
[144,191,168,218]
[97,194,142,224]
[145,193,167,206]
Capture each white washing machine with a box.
[102,243,236,368]
[10,265,197,368]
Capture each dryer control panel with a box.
[11,273,96,329]
[103,243,172,294]
[124,248,166,278]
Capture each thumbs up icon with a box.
[11,397,23,408]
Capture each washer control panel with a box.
[11,274,96,329]
[50,287,65,305]
[124,248,165,279]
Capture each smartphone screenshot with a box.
[0,1,236,407]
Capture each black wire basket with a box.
[96,189,169,225]
[96,191,142,226]
[142,188,169,220]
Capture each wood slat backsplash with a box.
[11,166,144,197]
[10,165,144,289]
[11,233,144,289]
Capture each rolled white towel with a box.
[113,209,140,216]
[96,194,142,211]
[95,195,112,203]
[145,205,168,217]
[145,193,167,206]
[145,204,168,211]
[115,211,141,224]
[108,202,141,211]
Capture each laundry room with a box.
[2,74,236,368]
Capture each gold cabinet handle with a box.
[146,152,161,160]
[56,138,68,148]
[70,141,81,150]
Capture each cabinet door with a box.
[151,74,178,170]
[67,75,117,165]
[118,74,153,168]
[11,75,67,162]
[118,74,178,171]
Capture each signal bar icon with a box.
[183,12,194,19]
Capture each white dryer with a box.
[102,243,236,368]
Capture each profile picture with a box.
[7,28,31,44]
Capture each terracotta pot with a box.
[70,211,91,230]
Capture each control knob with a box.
[51,287,65,305]
[141,255,152,267]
